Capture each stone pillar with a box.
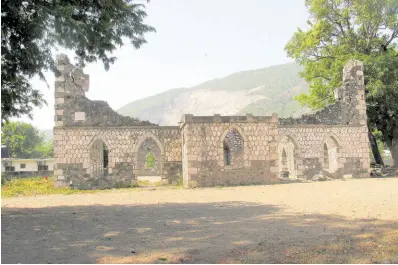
[53,54,90,187]
[342,60,367,125]
[342,60,370,176]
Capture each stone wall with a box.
[53,54,182,189]
[277,60,370,179]
[180,114,279,188]
[53,54,371,189]
[54,127,182,188]
[277,125,369,179]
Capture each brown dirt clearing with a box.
[2,178,398,263]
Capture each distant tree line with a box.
[1,121,53,158]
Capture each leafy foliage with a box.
[1,121,53,158]
[145,152,156,169]
[33,140,54,158]
[1,0,155,123]
[285,0,398,165]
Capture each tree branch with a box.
[385,27,398,47]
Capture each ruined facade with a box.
[53,54,370,189]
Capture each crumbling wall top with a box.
[55,53,90,94]
[54,54,157,127]
[180,113,278,125]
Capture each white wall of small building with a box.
[1,159,55,172]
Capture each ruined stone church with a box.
[53,54,370,189]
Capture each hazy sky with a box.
[19,0,309,129]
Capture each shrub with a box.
[1,176,97,198]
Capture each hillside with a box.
[117,63,310,125]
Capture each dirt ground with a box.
[2,178,398,264]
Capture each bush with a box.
[1,176,96,198]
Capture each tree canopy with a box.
[1,121,53,158]
[1,0,155,124]
[285,0,398,166]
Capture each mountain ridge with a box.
[117,62,310,125]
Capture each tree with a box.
[1,121,45,158]
[33,140,54,158]
[145,152,156,170]
[1,0,155,124]
[285,0,398,167]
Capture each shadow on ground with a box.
[2,202,398,264]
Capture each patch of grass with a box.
[1,176,187,198]
[138,180,152,186]
[1,177,99,198]
[176,171,184,187]
[157,257,168,261]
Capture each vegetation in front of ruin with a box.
[1,177,93,198]
[1,176,136,198]
[1,121,53,158]
[285,0,398,166]
[1,0,155,124]
[1,176,186,198]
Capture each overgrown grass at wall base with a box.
[1,177,98,198]
[1,176,185,198]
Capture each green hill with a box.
[117,63,309,125]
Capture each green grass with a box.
[1,176,185,198]
[1,177,99,198]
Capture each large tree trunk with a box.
[386,137,398,168]
[368,127,384,166]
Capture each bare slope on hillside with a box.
[117,63,309,125]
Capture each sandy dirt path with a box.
[2,178,398,263]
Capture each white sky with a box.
[19,0,309,130]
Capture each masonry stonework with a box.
[53,54,370,189]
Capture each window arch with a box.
[222,128,244,168]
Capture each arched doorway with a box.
[90,139,109,179]
[278,135,298,179]
[136,136,163,182]
[323,136,339,172]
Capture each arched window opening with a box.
[223,128,244,168]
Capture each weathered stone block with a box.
[74,112,86,121]
[55,97,64,104]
